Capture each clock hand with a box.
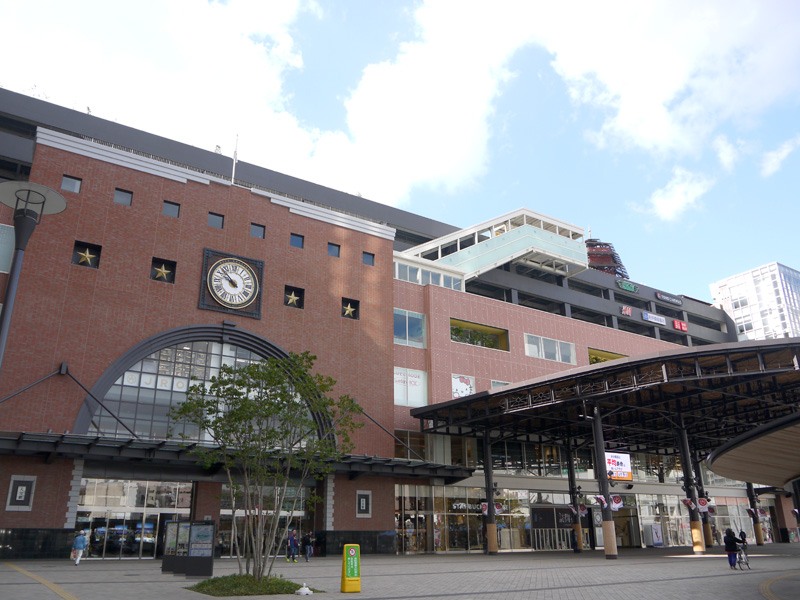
[223,272,238,288]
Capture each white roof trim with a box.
[36,128,231,187]
[264,191,396,240]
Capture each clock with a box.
[206,257,259,309]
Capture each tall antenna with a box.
[231,135,239,184]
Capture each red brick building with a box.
[2,89,767,560]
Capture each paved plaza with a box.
[2,545,799,600]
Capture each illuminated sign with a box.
[642,312,666,326]
[619,306,633,317]
[656,291,683,306]
[616,280,639,293]
[673,319,688,331]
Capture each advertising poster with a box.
[176,522,191,556]
[189,523,215,557]
[605,452,633,481]
[164,521,178,556]
[651,523,664,547]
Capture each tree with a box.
[169,351,362,581]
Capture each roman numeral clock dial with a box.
[206,258,259,309]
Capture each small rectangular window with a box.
[61,175,82,193]
[250,223,265,239]
[394,308,426,348]
[363,251,375,266]
[162,201,180,218]
[208,212,224,229]
[290,233,304,248]
[113,188,133,206]
[328,243,340,258]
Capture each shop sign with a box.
[605,452,633,480]
[619,305,633,317]
[656,291,683,306]
[642,312,666,326]
[616,280,639,293]
[673,319,688,331]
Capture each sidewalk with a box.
[2,545,799,600]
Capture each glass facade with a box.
[75,479,192,559]
[90,341,265,441]
[395,484,760,554]
[711,262,800,340]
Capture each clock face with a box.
[206,258,259,309]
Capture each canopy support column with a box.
[565,442,583,552]
[747,482,765,546]
[677,420,705,554]
[483,429,498,555]
[692,453,714,547]
[592,405,617,559]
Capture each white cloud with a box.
[761,134,800,177]
[712,135,739,172]
[646,168,715,221]
[530,2,800,156]
[1,0,799,211]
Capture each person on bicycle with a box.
[724,529,740,570]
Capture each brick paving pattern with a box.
[1,545,799,600]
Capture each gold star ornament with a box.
[343,303,356,317]
[77,247,96,265]
[154,264,171,280]
[286,291,300,306]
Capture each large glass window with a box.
[394,308,426,347]
[394,367,428,407]
[90,341,267,441]
[525,334,576,365]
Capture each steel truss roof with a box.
[411,339,800,457]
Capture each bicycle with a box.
[737,544,750,570]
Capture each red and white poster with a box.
[481,501,505,516]
[697,498,709,512]
[579,504,588,517]
[604,452,633,481]
[610,495,623,511]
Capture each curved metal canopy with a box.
[706,410,800,487]
[411,339,800,462]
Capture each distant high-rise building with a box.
[710,262,800,340]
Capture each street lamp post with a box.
[0,181,66,376]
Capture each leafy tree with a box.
[169,351,362,581]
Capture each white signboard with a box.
[642,311,667,326]
[605,452,633,481]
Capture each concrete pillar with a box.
[592,405,617,559]
[677,423,705,554]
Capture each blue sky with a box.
[2,0,799,301]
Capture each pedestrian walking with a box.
[723,528,739,570]
[72,530,88,566]
[286,529,299,563]
[302,532,313,562]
